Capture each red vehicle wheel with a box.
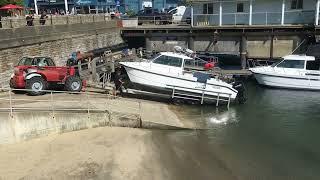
[65,76,82,92]
[26,77,47,96]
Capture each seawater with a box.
[151,80,320,180]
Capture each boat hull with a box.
[253,72,320,90]
[122,64,237,100]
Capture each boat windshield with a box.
[152,55,183,67]
[271,59,283,67]
[274,59,305,69]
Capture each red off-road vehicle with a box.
[10,57,84,95]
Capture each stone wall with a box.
[150,37,188,52]
[0,14,110,29]
[0,20,123,87]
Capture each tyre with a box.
[25,76,47,96]
[65,76,82,92]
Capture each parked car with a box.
[10,57,84,95]
[137,7,172,25]
[168,6,191,24]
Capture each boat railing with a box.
[247,59,276,68]
[168,85,232,109]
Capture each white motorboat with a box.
[250,54,320,90]
[120,47,239,104]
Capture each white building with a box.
[191,0,320,26]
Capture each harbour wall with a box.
[0,20,123,87]
[0,92,192,145]
[0,110,140,144]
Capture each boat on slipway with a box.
[120,46,245,105]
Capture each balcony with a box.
[193,10,315,27]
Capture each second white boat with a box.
[250,54,320,90]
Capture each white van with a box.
[168,6,191,24]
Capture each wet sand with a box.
[0,126,237,180]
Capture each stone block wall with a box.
[0,14,109,29]
[0,21,123,87]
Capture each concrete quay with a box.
[0,89,197,145]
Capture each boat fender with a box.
[204,62,214,70]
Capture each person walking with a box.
[113,69,124,96]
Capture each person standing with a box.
[26,14,34,26]
[113,70,124,96]
[39,12,47,25]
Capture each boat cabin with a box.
[151,52,213,71]
[272,55,320,71]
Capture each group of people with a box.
[25,12,48,26]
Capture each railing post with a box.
[87,91,90,117]
[316,0,320,26]
[249,0,253,25]
[91,58,97,82]
[78,60,82,75]
[265,12,268,25]
[172,87,175,98]
[201,90,204,104]
[281,0,285,25]
[234,14,237,25]
[50,91,54,117]
[9,89,13,118]
[216,93,220,107]
[227,94,231,110]
[191,7,194,27]
[219,2,222,26]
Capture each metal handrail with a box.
[0,88,141,119]
[170,85,232,109]
[193,10,314,26]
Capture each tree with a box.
[0,0,9,7]
[178,0,193,6]
[0,0,24,7]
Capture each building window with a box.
[203,3,213,14]
[203,4,207,14]
[208,3,213,14]
[291,0,303,9]
[237,3,244,12]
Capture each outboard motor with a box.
[232,76,247,104]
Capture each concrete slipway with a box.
[0,89,198,145]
